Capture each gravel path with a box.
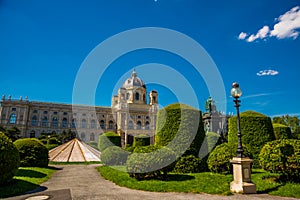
[5,164,299,200]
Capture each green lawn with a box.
[98,166,300,198]
[0,167,57,198]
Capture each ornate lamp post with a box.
[230,82,244,158]
[230,82,256,194]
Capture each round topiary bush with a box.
[127,145,176,180]
[173,155,206,173]
[98,132,121,152]
[14,138,49,167]
[228,110,275,167]
[0,132,20,185]
[207,143,252,174]
[259,139,300,181]
[272,123,293,140]
[133,134,150,147]
[100,146,130,165]
[155,103,206,158]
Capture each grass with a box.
[98,166,300,198]
[0,166,57,198]
[97,165,233,195]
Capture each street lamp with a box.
[230,82,256,194]
[231,82,244,158]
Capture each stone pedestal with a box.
[230,157,256,194]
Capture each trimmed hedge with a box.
[155,103,206,158]
[207,143,252,174]
[173,155,206,173]
[100,146,130,165]
[0,132,20,185]
[133,134,150,147]
[205,132,222,152]
[259,139,300,181]
[127,145,176,180]
[228,110,275,167]
[98,132,121,152]
[14,138,49,167]
[273,123,293,140]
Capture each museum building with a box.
[0,70,159,145]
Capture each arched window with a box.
[90,119,96,129]
[81,132,86,141]
[135,92,140,101]
[90,133,95,141]
[109,120,114,129]
[31,116,38,126]
[42,116,48,127]
[71,119,76,128]
[100,120,105,129]
[52,117,58,128]
[30,130,35,138]
[145,121,150,130]
[81,119,87,128]
[9,113,17,124]
[128,121,133,129]
[62,118,68,128]
[137,121,142,129]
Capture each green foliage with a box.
[205,132,222,152]
[273,115,299,139]
[173,155,206,173]
[155,103,206,158]
[0,132,20,186]
[100,146,130,165]
[124,144,135,153]
[48,137,61,145]
[14,138,49,167]
[259,139,300,181]
[98,132,121,152]
[127,145,176,180]
[228,110,275,167]
[45,144,59,150]
[133,134,150,147]
[3,126,21,142]
[273,123,293,140]
[207,143,252,174]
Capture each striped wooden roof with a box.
[49,138,100,162]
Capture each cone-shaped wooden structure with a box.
[49,138,100,162]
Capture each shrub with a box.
[100,146,130,165]
[173,155,206,173]
[98,132,121,152]
[0,132,20,185]
[273,123,293,140]
[127,145,176,180]
[124,144,135,153]
[207,143,252,174]
[133,134,150,147]
[14,138,49,167]
[228,110,275,167]
[205,132,222,152]
[45,144,59,150]
[48,137,61,145]
[259,139,300,181]
[155,103,206,158]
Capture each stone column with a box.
[230,157,256,194]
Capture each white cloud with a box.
[239,6,300,42]
[238,32,248,40]
[256,69,279,76]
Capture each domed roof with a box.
[122,70,146,89]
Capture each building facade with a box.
[0,70,158,145]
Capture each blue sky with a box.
[0,0,299,117]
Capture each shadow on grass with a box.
[0,179,47,198]
[16,169,47,178]
[257,184,284,194]
[166,174,195,181]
